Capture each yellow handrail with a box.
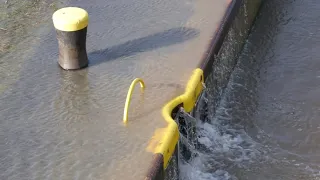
[123,78,145,124]
[146,68,204,168]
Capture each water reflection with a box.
[55,69,91,116]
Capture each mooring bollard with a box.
[52,7,89,70]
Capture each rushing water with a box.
[179,0,320,179]
[1,0,231,179]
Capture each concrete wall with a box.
[204,0,263,120]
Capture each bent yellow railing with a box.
[147,68,204,168]
[123,78,145,124]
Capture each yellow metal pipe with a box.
[123,78,145,124]
[147,68,204,169]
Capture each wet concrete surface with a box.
[184,0,320,179]
[0,0,61,94]
[1,0,228,179]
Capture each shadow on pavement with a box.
[88,27,199,66]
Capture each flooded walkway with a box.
[181,0,320,179]
[1,0,229,179]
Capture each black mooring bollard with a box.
[52,7,89,70]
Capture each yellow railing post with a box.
[123,78,145,124]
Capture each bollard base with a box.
[56,27,88,70]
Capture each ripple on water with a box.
[179,0,320,179]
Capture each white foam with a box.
[179,155,237,180]
[178,103,267,180]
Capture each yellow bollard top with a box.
[52,7,89,32]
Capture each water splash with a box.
[178,89,269,180]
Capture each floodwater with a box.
[1,0,229,179]
[180,0,320,179]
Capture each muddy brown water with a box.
[0,0,229,179]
